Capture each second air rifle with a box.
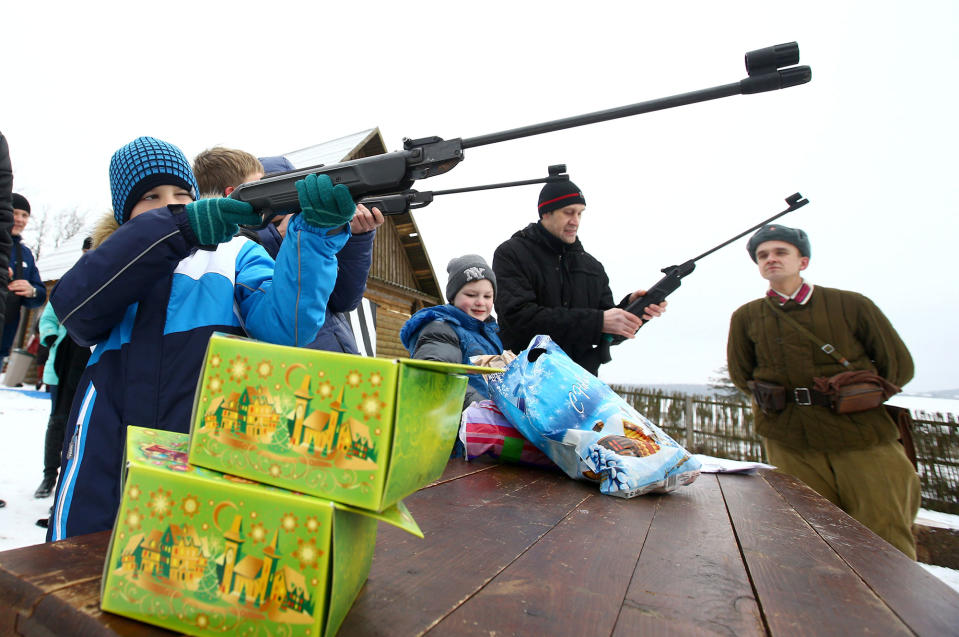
[601,192,810,361]
[231,42,811,219]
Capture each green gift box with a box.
[187,333,496,511]
[101,426,421,637]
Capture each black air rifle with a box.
[231,42,811,218]
[600,192,810,362]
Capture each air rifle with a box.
[231,42,811,219]
[601,192,810,359]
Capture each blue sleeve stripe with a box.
[52,383,97,541]
[87,304,139,365]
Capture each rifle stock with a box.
[607,261,697,346]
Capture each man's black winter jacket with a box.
[493,222,617,375]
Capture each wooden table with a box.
[2,461,957,636]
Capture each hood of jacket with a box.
[400,304,499,352]
[90,212,120,249]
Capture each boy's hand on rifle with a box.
[296,174,355,229]
[184,198,261,246]
[350,203,385,234]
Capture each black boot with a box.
[34,475,56,499]
[36,506,53,528]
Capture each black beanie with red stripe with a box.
[537,180,585,217]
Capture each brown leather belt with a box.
[785,387,832,407]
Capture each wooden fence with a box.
[610,386,959,515]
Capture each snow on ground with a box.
[0,386,57,551]
[887,394,959,418]
[1,385,958,594]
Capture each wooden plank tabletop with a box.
[1,461,957,636]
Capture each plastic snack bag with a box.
[487,335,700,497]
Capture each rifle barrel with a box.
[688,195,809,264]
[461,82,742,150]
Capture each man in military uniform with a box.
[727,224,919,558]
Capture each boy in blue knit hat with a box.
[46,136,356,540]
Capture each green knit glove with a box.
[184,198,261,246]
[295,173,355,228]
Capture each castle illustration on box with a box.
[202,374,378,465]
[116,511,315,617]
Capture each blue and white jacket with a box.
[247,222,375,354]
[48,206,348,540]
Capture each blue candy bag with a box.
[488,335,700,497]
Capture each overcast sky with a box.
[4,1,957,391]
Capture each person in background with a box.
[47,136,354,540]
[492,179,665,376]
[33,312,50,390]
[401,254,502,411]
[1,192,47,362]
[192,148,383,354]
[0,131,13,509]
[726,223,919,558]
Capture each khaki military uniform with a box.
[727,285,920,558]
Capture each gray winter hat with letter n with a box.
[746,223,811,263]
[446,254,497,302]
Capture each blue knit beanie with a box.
[109,136,199,224]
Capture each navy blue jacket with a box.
[48,206,348,540]
[1,234,47,356]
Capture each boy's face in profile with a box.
[130,185,194,220]
[223,171,264,197]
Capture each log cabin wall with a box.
[366,207,442,359]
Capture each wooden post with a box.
[685,396,694,449]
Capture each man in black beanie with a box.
[492,178,665,375]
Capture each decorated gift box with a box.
[101,426,421,637]
[187,333,497,511]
